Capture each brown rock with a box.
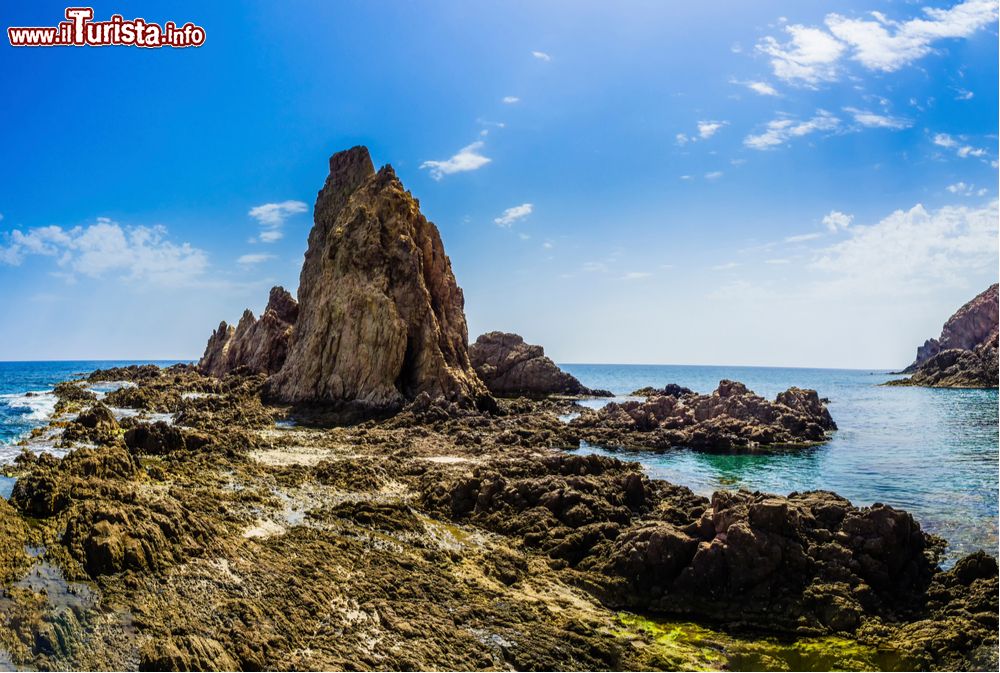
[469,331,610,397]
[266,146,491,411]
[198,286,298,377]
[894,284,998,388]
[572,379,836,452]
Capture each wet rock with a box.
[572,380,836,452]
[265,146,492,412]
[469,331,611,397]
[87,365,161,383]
[632,383,694,397]
[60,403,120,445]
[52,382,97,414]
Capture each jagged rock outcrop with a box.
[571,380,836,452]
[266,146,492,411]
[469,331,610,397]
[893,284,998,388]
[198,286,298,377]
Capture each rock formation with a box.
[892,284,998,388]
[198,286,298,377]
[571,380,836,452]
[469,331,610,397]
[265,146,491,412]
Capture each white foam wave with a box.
[0,390,58,421]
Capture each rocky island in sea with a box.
[1,147,997,671]
[889,284,999,389]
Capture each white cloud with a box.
[711,262,740,271]
[0,217,208,286]
[757,24,846,85]
[843,107,912,129]
[582,261,608,273]
[946,182,987,196]
[532,50,551,61]
[675,133,690,146]
[698,120,727,139]
[933,132,989,159]
[420,141,492,180]
[744,110,840,150]
[502,96,520,104]
[765,258,791,264]
[746,81,779,96]
[237,253,274,265]
[757,1,998,83]
[955,88,975,100]
[621,271,652,280]
[785,232,824,243]
[826,0,998,72]
[248,200,308,243]
[704,171,724,180]
[822,210,854,231]
[812,200,999,288]
[494,203,533,228]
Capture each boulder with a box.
[265,146,492,412]
[469,331,610,397]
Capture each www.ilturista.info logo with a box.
[8,7,205,48]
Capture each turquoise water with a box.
[1,361,997,563]
[562,364,999,564]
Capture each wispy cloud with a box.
[421,141,492,180]
[742,80,780,96]
[711,262,740,271]
[237,253,274,265]
[621,271,652,280]
[744,110,840,150]
[0,217,208,286]
[757,1,998,84]
[933,132,988,159]
[785,232,824,243]
[494,203,533,227]
[248,200,308,243]
[946,181,988,196]
[843,107,911,129]
[704,171,724,180]
[531,50,551,61]
[502,96,520,104]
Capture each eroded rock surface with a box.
[572,380,836,452]
[469,331,610,397]
[262,147,491,413]
[198,286,298,377]
[893,284,999,388]
[1,365,993,671]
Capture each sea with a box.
[1,360,997,564]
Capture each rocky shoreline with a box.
[2,146,996,671]
[0,366,996,670]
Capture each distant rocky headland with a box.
[1,146,996,671]
[889,284,999,388]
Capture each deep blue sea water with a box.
[1,361,997,563]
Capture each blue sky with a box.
[1,0,997,367]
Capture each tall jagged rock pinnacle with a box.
[265,146,492,410]
[198,286,298,377]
